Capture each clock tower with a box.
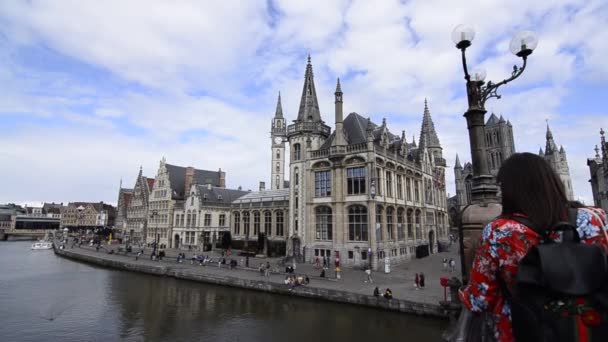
[271,92,286,190]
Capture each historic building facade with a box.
[540,123,574,200]
[61,202,115,229]
[146,158,226,248]
[123,168,155,244]
[232,57,449,268]
[588,129,608,211]
[230,186,290,256]
[172,183,247,250]
[115,180,133,238]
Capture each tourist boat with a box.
[31,241,53,250]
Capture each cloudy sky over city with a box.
[1,0,607,205]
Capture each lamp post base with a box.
[459,202,502,284]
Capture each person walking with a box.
[322,255,327,269]
[265,261,271,277]
[414,273,419,290]
[419,272,425,289]
[449,258,456,273]
[365,268,373,283]
[459,153,608,342]
[315,256,320,269]
[335,266,341,280]
[442,258,448,271]
[373,287,380,297]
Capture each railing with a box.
[329,145,346,155]
[347,142,368,153]
[310,149,329,158]
[287,122,331,136]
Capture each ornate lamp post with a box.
[452,25,538,283]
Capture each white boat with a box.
[31,241,53,250]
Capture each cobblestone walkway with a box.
[66,242,461,305]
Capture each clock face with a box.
[274,137,283,144]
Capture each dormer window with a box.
[218,195,223,200]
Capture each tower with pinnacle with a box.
[286,56,331,258]
[587,129,608,211]
[540,122,574,200]
[271,92,286,190]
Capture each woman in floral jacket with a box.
[459,153,608,342]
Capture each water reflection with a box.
[0,242,446,342]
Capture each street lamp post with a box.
[150,209,159,257]
[452,25,538,283]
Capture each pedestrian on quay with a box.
[335,266,341,280]
[218,258,222,268]
[365,268,373,283]
[246,256,249,268]
[315,256,320,268]
[265,262,271,277]
[373,287,380,297]
[320,269,326,278]
[442,258,448,271]
[135,251,141,261]
[383,288,393,299]
[322,255,327,269]
[419,273,425,289]
[259,263,265,277]
[414,273,419,290]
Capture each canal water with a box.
[0,241,447,341]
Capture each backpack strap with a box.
[501,215,550,242]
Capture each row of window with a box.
[154,190,168,198]
[174,212,226,228]
[233,211,285,237]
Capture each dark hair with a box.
[497,152,569,229]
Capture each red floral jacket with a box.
[459,207,608,342]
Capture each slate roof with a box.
[165,164,222,199]
[232,188,290,204]
[486,113,500,125]
[146,178,155,191]
[196,185,248,206]
[296,56,322,123]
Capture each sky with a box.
[1,0,607,206]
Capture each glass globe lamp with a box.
[510,31,538,57]
[452,24,475,49]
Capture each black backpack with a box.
[503,209,608,342]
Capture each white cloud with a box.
[0,0,607,206]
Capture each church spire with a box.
[296,55,322,122]
[418,99,441,149]
[274,92,283,118]
[455,154,462,169]
[545,120,558,154]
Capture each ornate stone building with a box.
[121,167,155,244]
[172,183,247,250]
[146,158,226,248]
[588,129,608,211]
[540,123,574,200]
[234,57,449,268]
[61,202,115,229]
[115,180,133,238]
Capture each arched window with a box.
[386,207,394,240]
[276,162,280,172]
[348,205,368,241]
[376,205,383,241]
[264,211,272,235]
[276,149,280,159]
[253,211,260,235]
[186,210,191,227]
[294,168,299,186]
[397,208,405,240]
[192,212,197,227]
[275,211,284,236]
[293,144,301,161]
[415,210,422,240]
[315,206,332,240]
[233,212,240,235]
[276,175,280,189]
[243,211,250,237]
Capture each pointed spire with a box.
[419,99,441,149]
[538,147,544,156]
[455,154,462,169]
[401,130,406,142]
[560,145,565,153]
[297,55,321,122]
[119,178,123,189]
[499,115,506,123]
[274,92,283,118]
[507,119,512,126]
[595,145,600,159]
[412,135,417,147]
[545,120,558,154]
[335,77,342,93]
[486,112,499,125]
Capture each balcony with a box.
[287,121,331,137]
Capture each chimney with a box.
[184,166,195,195]
[218,168,226,188]
[259,181,265,191]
